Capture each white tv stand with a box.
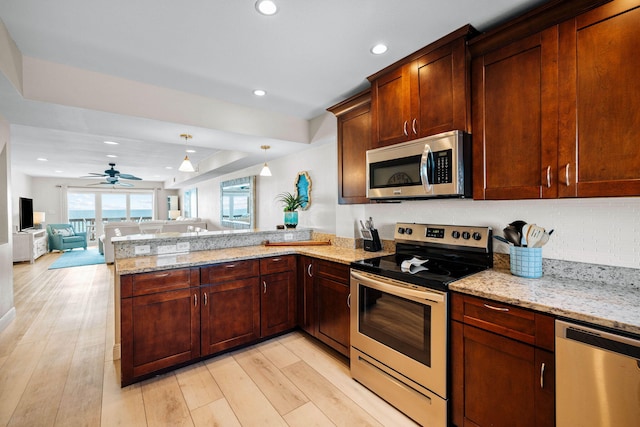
[13,229,48,263]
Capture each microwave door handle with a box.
[420,144,433,193]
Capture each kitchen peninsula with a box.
[112,228,391,386]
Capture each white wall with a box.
[192,141,337,233]
[339,196,640,269]
[0,114,15,332]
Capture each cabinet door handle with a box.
[546,165,551,188]
[412,118,417,135]
[347,293,351,308]
[203,292,208,306]
[540,362,546,388]
[194,293,198,307]
[403,120,408,136]
[155,273,170,278]
[271,257,282,262]
[307,263,313,277]
[564,163,570,186]
[225,264,236,268]
[483,303,509,312]
[263,281,267,294]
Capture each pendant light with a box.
[260,145,272,176]
[178,133,195,172]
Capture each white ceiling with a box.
[0,0,546,186]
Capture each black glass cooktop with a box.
[351,251,489,292]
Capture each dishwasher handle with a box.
[556,320,640,360]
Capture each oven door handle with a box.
[351,271,444,303]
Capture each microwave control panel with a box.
[433,150,452,184]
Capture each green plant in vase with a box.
[276,191,307,228]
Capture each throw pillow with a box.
[54,227,75,237]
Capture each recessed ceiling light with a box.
[104,141,119,145]
[37,157,48,162]
[371,43,388,55]
[106,154,118,158]
[253,89,267,97]
[186,149,196,153]
[255,0,278,16]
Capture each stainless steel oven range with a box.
[350,223,493,426]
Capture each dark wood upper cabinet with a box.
[472,28,559,200]
[469,0,637,201]
[327,90,372,205]
[368,25,474,148]
[558,0,640,197]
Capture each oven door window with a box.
[358,285,431,366]
[369,155,422,189]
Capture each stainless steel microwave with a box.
[366,130,471,200]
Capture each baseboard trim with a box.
[113,343,121,360]
[0,307,16,333]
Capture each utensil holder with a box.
[510,246,542,278]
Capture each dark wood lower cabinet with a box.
[120,268,201,387]
[315,274,350,355]
[200,277,261,356]
[261,269,297,337]
[451,293,555,427]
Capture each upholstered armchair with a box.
[47,223,87,252]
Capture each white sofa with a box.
[101,219,207,263]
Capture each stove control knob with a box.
[451,230,461,239]
[472,232,482,241]
[405,228,413,235]
[397,227,405,234]
[462,231,471,240]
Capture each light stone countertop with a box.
[115,244,392,275]
[450,265,640,336]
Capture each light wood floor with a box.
[1,253,418,427]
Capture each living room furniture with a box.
[47,223,88,252]
[13,229,48,263]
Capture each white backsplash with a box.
[339,196,640,269]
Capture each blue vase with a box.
[284,211,298,228]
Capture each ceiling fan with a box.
[84,163,142,187]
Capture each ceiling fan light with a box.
[179,155,195,172]
[260,162,272,177]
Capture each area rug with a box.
[48,248,105,270]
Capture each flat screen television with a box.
[19,197,34,231]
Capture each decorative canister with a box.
[509,246,543,278]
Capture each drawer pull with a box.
[540,362,546,388]
[483,303,509,312]
[225,264,237,268]
[155,273,170,278]
[307,264,313,277]
[263,281,267,294]
[194,294,198,307]
[271,258,282,262]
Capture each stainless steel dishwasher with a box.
[556,319,640,427]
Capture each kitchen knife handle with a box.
[546,165,551,188]
[564,163,570,186]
